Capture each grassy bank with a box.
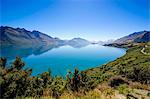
[85,42,150,82]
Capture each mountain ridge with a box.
[0,26,90,48]
[113,30,150,44]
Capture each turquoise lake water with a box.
[1,45,126,76]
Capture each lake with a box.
[0,44,126,76]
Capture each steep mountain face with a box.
[134,32,150,42]
[67,38,90,48]
[0,26,63,46]
[113,31,150,44]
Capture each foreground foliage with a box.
[0,57,96,98]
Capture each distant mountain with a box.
[90,39,115,45]
[113,31,150,44]
[0,26,90,48]
[67,38,90,48]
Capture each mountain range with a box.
[1,26,149,48]
[0,26,90,48]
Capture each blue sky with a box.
[1,0,149,41]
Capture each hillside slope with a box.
[86,42,150,82]
[113,31,150,44]
[84,42,150,98]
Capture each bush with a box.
[108,76,129,88]
[126,65,150,84]
[66,68,96,93]
[50,76,66,98]
[0,57,54,98]
[0,57,32,98]
[0,57,7,68]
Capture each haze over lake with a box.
[1,44,126,76]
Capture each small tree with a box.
[0,57,7,68]
[66,68,95,93]
[12,56,25,70]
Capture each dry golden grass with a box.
[129,82,150,91]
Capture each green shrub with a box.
[50,76,66,98]
[66,68,96,93]
[117,84,133,95]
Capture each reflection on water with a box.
[0,44,90,60]
[0,45,73,60]
[0,44,126,76]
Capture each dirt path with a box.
[141,45,150,55]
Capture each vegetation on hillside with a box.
[0,42,150,99]
[84,42,150,98]
[85,42,150,84]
